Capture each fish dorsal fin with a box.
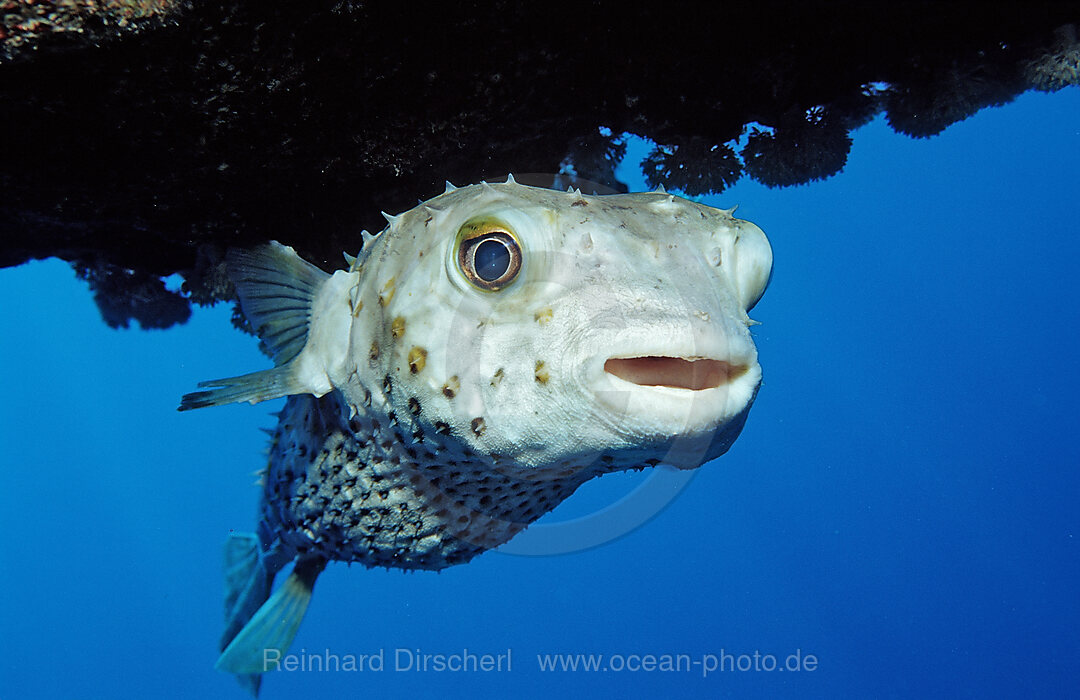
[230,242,330,365]
[178,242,332,411]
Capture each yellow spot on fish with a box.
[491,368,505,388]
[408,347,427,374]
[391,316,406,339]
[379,277,396,306]
[369,341,379,362]
[351,297,364,317]
[443,375,460,399]
[534,307,553,325]
[534,360,549,384]
[471,417,486,437]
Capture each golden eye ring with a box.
[457,226,522,291]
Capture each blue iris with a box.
[474,238,511,282]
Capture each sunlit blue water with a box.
[1,88,1077,699]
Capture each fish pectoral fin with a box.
[216,558,326,677]
[178,366,306,410]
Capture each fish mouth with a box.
[603,356,749,391]
[593,350,761,466]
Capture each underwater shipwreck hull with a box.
[1,1,1077,329]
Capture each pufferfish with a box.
[179,177,772,694]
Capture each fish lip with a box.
[602,356,750,392]
[583,334,761,440]
[590,329,759,396]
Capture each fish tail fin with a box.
[216,550,326,691]
[218,533,271,695]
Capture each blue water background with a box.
[1,88,1077,698]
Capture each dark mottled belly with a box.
[259,393,586,570]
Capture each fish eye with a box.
[457,223,522,291]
